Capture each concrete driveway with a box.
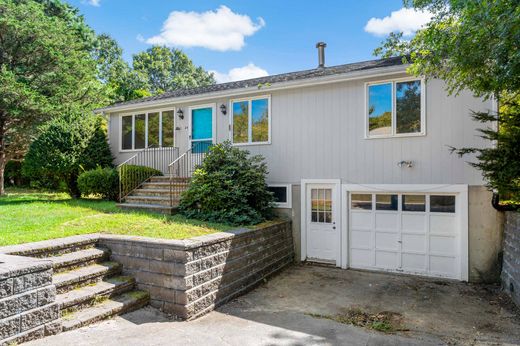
[28,265,520,346]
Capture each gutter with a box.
[95,64,408,114]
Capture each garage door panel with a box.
[430,235,456,256]
[351,212,372,230]
[351,230,371,249]
[351,249,372,267]
[375,251,398,269]
[401,253,427,271]
[401,233,426,252]
[375,232,399,251]
[375,213,398,231]
[429,256,457,277]
[401,214,426,232]
[430,215,456,234]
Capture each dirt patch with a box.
[307,307,407,333]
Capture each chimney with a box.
[316,42,326,68]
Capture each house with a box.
[96,43,503,283]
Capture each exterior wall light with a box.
[220,104,227,115]
[176,108,184,120]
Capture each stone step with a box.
[149,176,190,183]
[0,234,99,257]
[57,276,136,312]
[131,189,185,197]
[60,291,150,332]
[50,247,111,273]
[53,262,122,294]
[125,195,180,207]
[141,181,189,189]
[117,203,178,215]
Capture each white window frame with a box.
[268,183,292,209]
[365,77,426,139]
[229,95,271,146]
[119,108,175,152]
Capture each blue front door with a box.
[191,107,213,153]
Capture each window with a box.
[402,195,426,212]
[430,195,456,213]
[311,188,332,223]
[376,194,398,211]
[267,184,292,208]
[231,96,270,144]
[120,110,175,151]
[351,193,372,210]
[367,79,424,138]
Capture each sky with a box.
[66,0,432,83]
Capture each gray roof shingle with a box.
[100,56,405,111]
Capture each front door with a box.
[190,106,214,153]
[306,183,339,263]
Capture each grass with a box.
[306,308,406,334]
[0,188,234,246]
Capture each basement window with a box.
[267,184,292,208]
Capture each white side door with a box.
[305,183,340,264]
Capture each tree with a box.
[0,0,105,195]
[23,114,113,197]
[375,0,520,203]
[133,46,216,95]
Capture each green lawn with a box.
[0,188,234,246]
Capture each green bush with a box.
[4,161,29,187]
[23,114,114,197]
[119,165,162,198]
[178,141,274,225]
[78,167,119,200]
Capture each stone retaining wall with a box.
[98,220,293,319]
[0,255,60,345]
[502,212,520,307]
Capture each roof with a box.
[99,56,405,112]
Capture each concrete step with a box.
[125,195,179,207]
[53,262,122,294]
[141,181,189,189]
[57,276,136,312]
[117,203,178,215]
[149,176,190,183]
[60,291,150,332]
[50,247,111,273]
[0,234,99,257]
[131,189,185,197]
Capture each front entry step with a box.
[60,291,150,332]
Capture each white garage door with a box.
[348,192,464,280]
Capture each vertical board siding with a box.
[109,75,491,185]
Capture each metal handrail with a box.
[118,145,180,202]
[168,141,212,207]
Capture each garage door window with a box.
[430,195,456,213]
[351,194,372,210]
[402,195,426,212]
[376,194,398,211]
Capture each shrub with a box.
[119,165,162,198]
[178,141,274,225]
[78,167,119,200]
[23,114,114,197]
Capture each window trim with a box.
[229,94,272,146]
[268,183,292,209]
[119,108,176,152]
[364,77,426,139]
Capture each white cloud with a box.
[211,63,268,83]
[145,6,265,51]
[82,0,101,7]
[364,8,432,36]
